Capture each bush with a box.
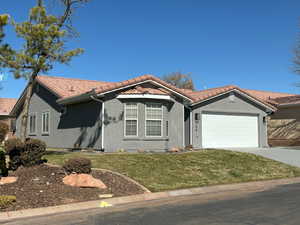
[4,138,46,170]
[4,138,24,171]
[63,157,92,174]
[0,195,16,209]
[0,122,9,143]
[0,150,8,177]
[21,138,46,167]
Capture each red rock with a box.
[63,174,107,189]
[168,147,181,152]
[0,177,18,185]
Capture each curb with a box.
[1,176,300,222]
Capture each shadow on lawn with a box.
[44,151,69,156]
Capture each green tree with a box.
[162,72,195,90]
[0,0,89,141]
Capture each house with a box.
[11,74,278,151]
[0,98,17,140]
[265,95,300,146]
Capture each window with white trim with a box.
[145,103,163,137]
[124,103,138,136]
[29,113,36,134]
[42,111,50,134]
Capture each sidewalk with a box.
[2,177,300,222]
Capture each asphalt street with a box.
[4,182,300,225]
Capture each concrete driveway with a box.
[225,147,300,167]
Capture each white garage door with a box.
[202,113,259,148]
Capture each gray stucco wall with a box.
[16,84,103,149]
[103,95,185,152]
[191,92,269,148]
[16,83,185,152]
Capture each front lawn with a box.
[44,150,300,192]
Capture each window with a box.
[124,103,138,136]
[29,113,36,134]
[42,111,50,134]
[145,103,163,137]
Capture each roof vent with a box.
[229,92,235,102]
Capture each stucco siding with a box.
[103,96,185,152]
[16,85,103,149]
[191,92,268,148]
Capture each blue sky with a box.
[1,0,300,98]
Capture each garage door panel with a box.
[202,113,259,148]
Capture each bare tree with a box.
[162,72,195,90]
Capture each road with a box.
[4,182,300,225]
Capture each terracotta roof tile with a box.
[0,98,17,115]
[271,95,300,106]
[36,75,114,98]
[35,74,279,110]
[186,85,277,110]
[242,89,295,101]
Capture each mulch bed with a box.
[0,164,145,212]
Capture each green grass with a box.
[44,150,300,192]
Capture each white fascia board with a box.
[117,94,172,100]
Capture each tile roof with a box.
[242,89,295,101]
[271,95,300,106]
[38,74,195,103]
[35,74,284,110]
[0,98,17,115]
[36,75,114,98]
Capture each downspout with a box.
[90,95,104,151]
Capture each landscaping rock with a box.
[168,147,181,153]
[63,174,107,189]
[0,177,18,185]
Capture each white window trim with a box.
[124,103,138,137]
[29,112,37,135]
[41,111,50,135]
[145,103,163,138]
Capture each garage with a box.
[201,113,259,148]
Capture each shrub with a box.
[21,138,46,167]
[4,138,24,171]
[0,122,9,143]
[0,195,16,209]
[4,138,46,170]
[63,157,92,174]
[0,150,8,177]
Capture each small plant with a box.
[21,138,47,167]
[4,138,24,171]
[0,150,8,177]
[0,122,9,143]
[117,148,126,153]
[0,195,16,209]
[63,157,92,174]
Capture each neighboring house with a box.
[0,98,17,140]
[11,75,277,151]
[266,95,300,146]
